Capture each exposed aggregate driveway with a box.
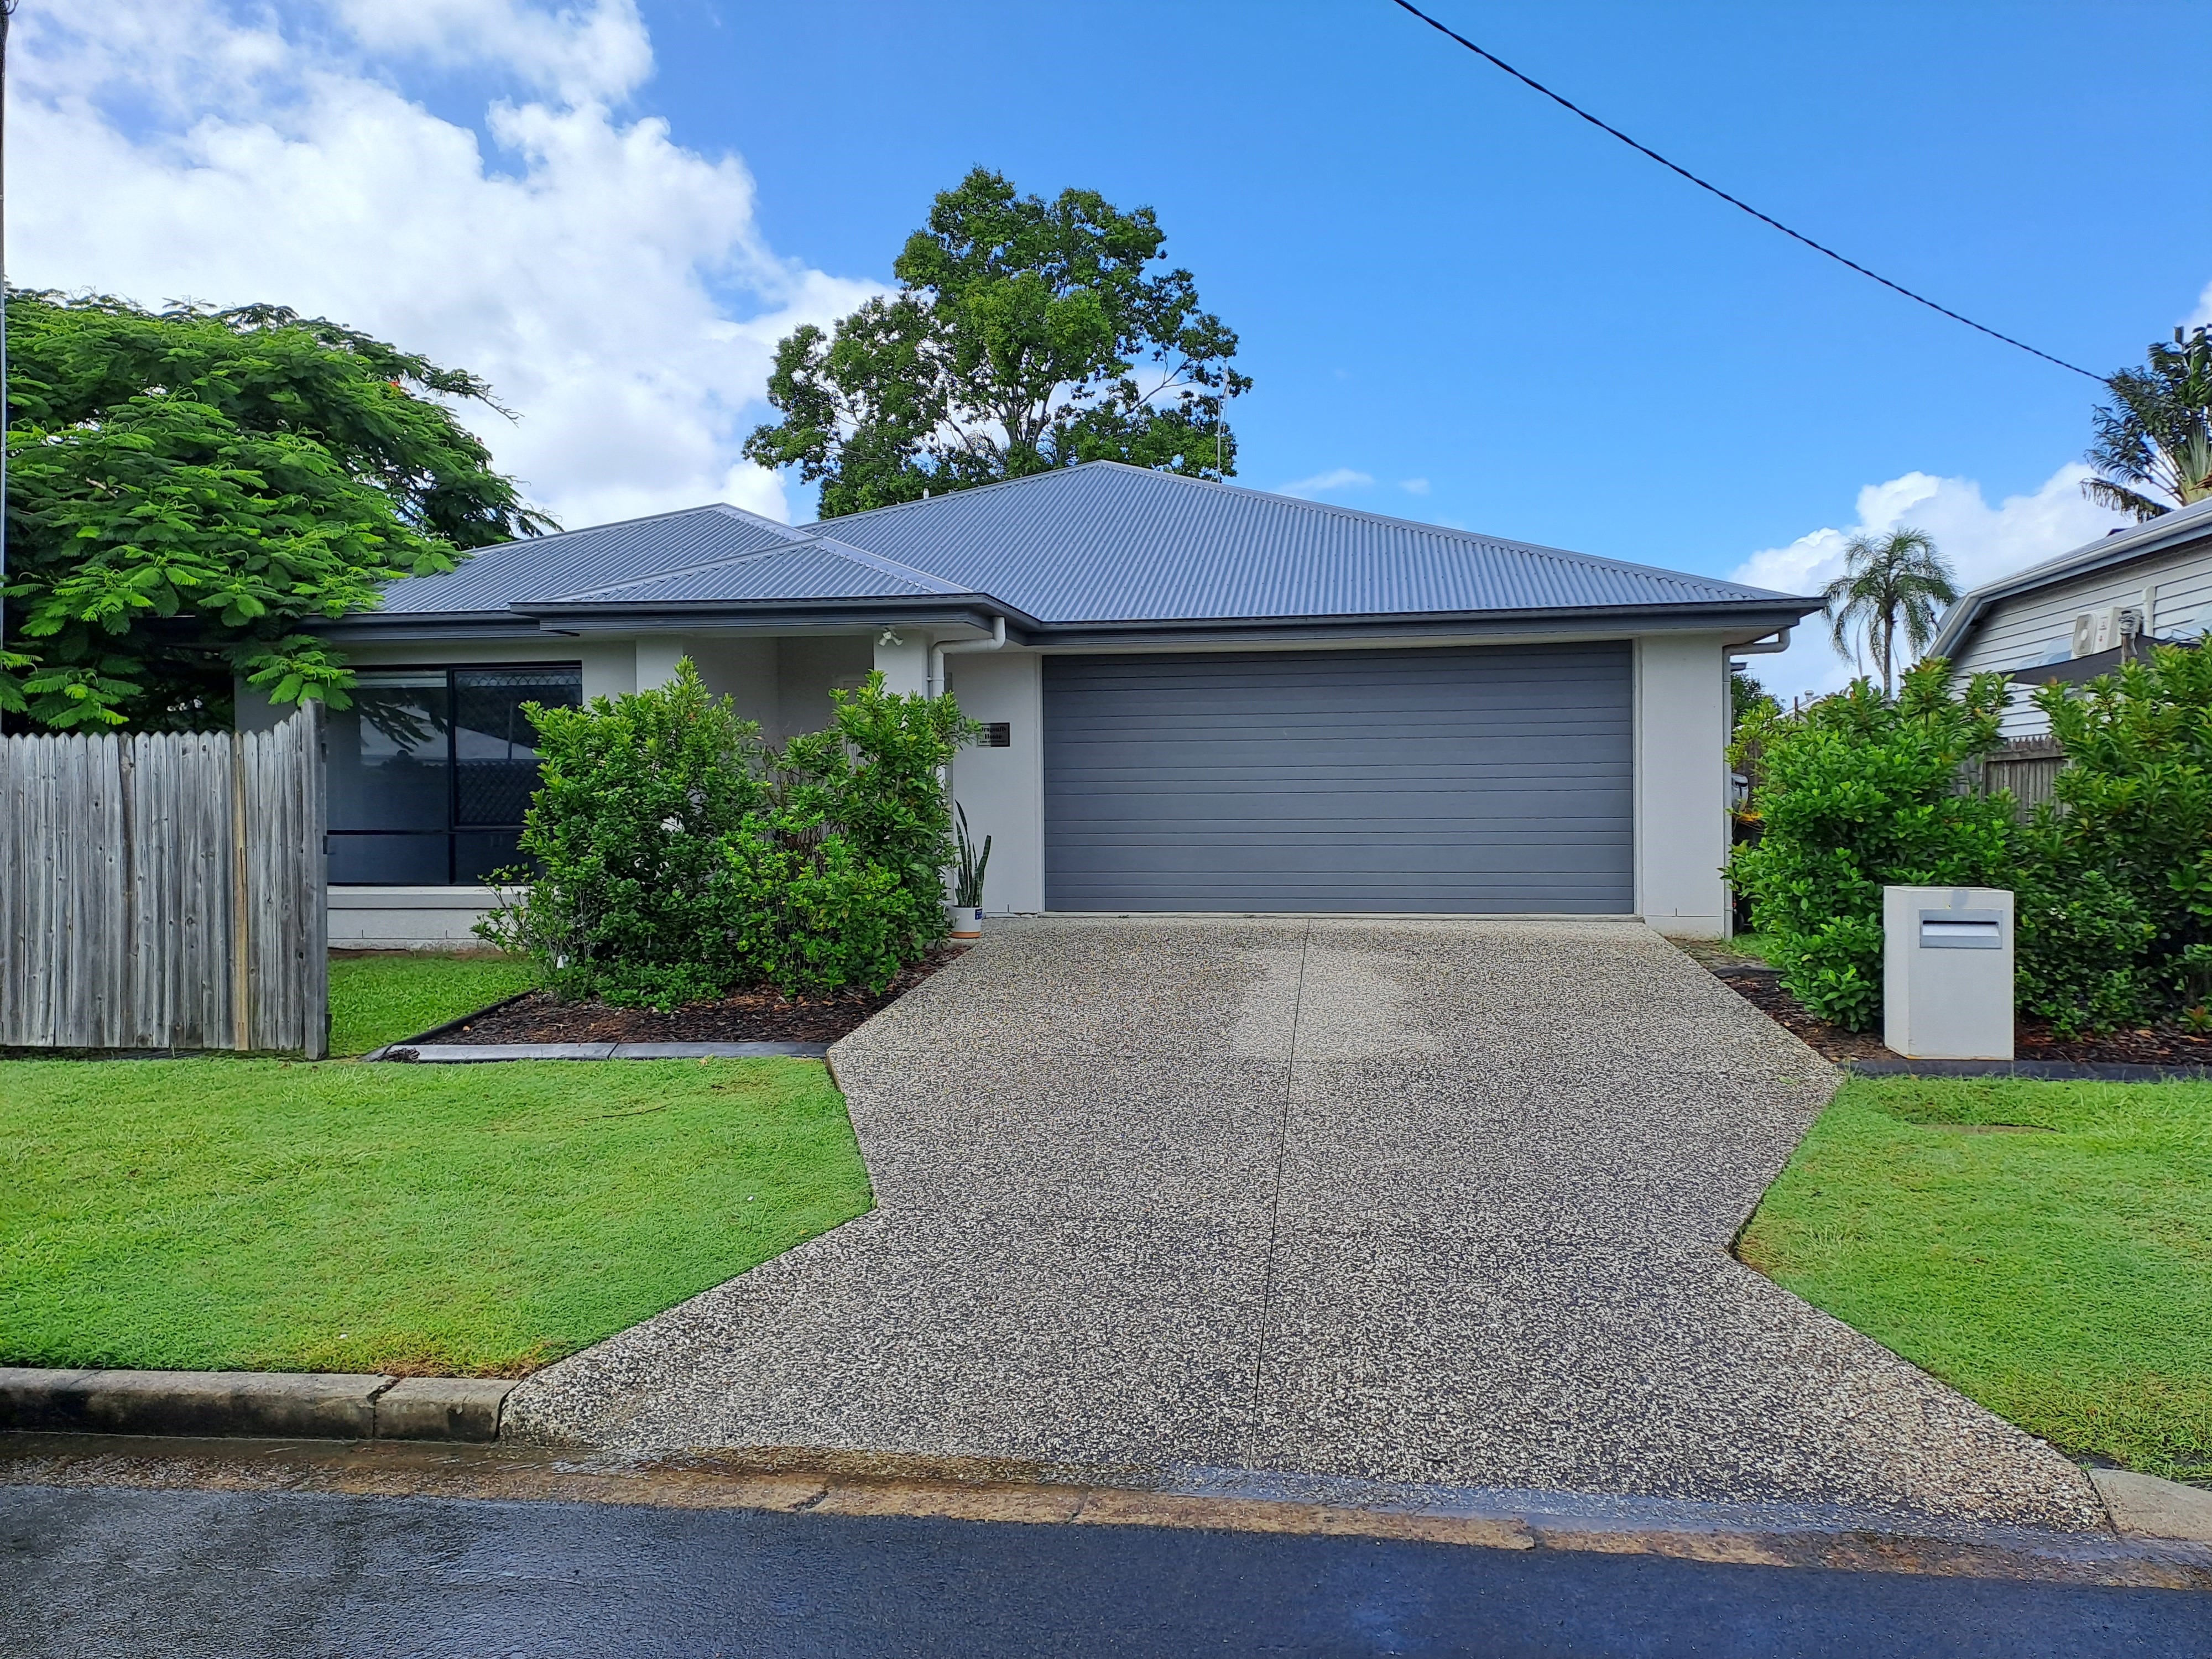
[505,917,2104,1530]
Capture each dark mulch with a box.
[431,945,969,1047]
[1714,972,1896,1062]
[1712,966,2212,1069]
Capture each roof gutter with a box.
[929,613,1005,698]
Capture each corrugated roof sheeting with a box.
[379,504,802,614]
[374,462,1801,627]
[799,465,1785,622]
[541,541,963,606]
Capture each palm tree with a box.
[1822,528,1958,696]
[2083,326,2212,522]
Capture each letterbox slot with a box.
[1919,915,2002,950]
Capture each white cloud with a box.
[1280,467,1373,498]
[1731,463,2131,701]
[1399,477,1431,496]
[10,0,882,529]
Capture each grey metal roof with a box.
[782,464,1792,623]
[1928,494,2212,660]
[376,503,803,614]
[364,461,1812,634]
[540,538,974,607]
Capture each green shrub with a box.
[483,660,765,1006]
[2011,868,2154,1035]
[1727,662,2016,1029]
[480,661,975,1007]
[2028,640,2212,1022]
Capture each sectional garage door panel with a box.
[1042,644,1633,912]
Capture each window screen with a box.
[328,664,582,884]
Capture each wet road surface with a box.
[7,1482,2210,1658]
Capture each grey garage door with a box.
[1042,643,1633,912]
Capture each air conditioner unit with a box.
[2072,604,2146,658]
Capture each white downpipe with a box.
[928,614,1006,698]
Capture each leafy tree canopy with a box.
[1,292,551,731]
[744,168,1251,517]
[2084,326,2212,522]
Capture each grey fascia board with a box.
[1929,502,2212,659]
[1022,598,1822,649]
[512,595,1042,635]
[309,612,551,643]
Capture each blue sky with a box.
[18,2,2212,693]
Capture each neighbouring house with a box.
[1927,495,2212,804]
[257,462,1819,946]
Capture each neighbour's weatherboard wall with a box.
[1634,634,1731,940]
[1952,536,2212,736]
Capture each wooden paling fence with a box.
[1,705,327,1055]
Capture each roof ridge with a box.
[811,461,1792,601]
[1077,463,1796,596]
[805,535,975,596]
[542,540,808,603]
[486,499,802,549]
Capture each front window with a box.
[327,664,582,884]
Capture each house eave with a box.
[312,596,1818,650]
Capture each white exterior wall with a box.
[1952,539,2212,735]
[1633,633,1731,939]
[329,885,497,951]
[945,650,1045,913]
[873,630,930,696]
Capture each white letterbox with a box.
[1882,886,2014,1060]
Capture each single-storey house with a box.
[273,462,1819,946]
[1929,494,2212,738]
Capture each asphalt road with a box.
[6,1484,2209,1659]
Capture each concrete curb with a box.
[4,1434,2210,1590]
[0,1368,516,1443]
[366,1041,831,1062]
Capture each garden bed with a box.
[425,943,969,1047]
[1709,962,2212,1068]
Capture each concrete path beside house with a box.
[504,917,2104,1531]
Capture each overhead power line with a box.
[1387,0,2104,382]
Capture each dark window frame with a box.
[327,660,582,886]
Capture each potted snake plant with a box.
[946,803,990,941]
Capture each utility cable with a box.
[1387,0,2103,382]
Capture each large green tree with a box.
[0,293,550,731]
[2084,326,2212,522]
[744,169,1251,517]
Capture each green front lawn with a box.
[1,1056,872,1376]
[1739,1076,2212,1481]
[328,951,541,1056]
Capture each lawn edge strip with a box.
[1846,1058,2212,1082]
[6,1434,2210,1589]
[0,1368,515,1443]
[364,1040,832,1062]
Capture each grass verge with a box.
[1739,1076,2212,1481]
[1,1056,871,1377]
[328,952,541,1057]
